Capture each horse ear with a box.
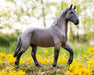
[69,4,73,10]
[74,5,76,9]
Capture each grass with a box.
[0,41,91,60]
[14,63,67,75]
[0,41,93,75]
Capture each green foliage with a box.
[0,33,18,47]
[0,35,9,46]
[56,1,68,16]
[80,32,94,42]
[4,24,12,29]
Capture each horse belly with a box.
[31,32,54,47]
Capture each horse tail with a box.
[14,35,22,57]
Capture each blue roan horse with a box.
[14,4,79,67]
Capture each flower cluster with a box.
[0,53,25,75]
[0,47,93,75]
[26,53,67,64]
[0,52,67,75]
[0,66,25,75]
[88,46,94,55]
[66,46,94,75]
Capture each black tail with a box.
[14,35,22,57]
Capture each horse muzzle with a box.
[74,19,79,25]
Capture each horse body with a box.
[14,4,79,67]
[21,22,67,47]
[31,28,55,47]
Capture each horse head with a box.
[65,4,79,25]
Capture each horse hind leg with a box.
[31,45,42,67]
[15,34,31,65]
[15,45,29,65]
[14,35,22,57]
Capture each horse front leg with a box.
[53,44,61,67]
[62,43,74,65]
[31,45,42,67]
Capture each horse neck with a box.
[56,16,68,35]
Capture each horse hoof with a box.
[68,61,72,66]
[38,65,42,67]
[53,65,60,68]
[36,64,42,67]
[15,61,19,65]
[68,59,72,65]
[53,64,56,67]
[14,53,17,57]
[57,66,60,68]
[15,65,19,68]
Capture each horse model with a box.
[14,4,79,67]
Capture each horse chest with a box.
[62,33,67,43]
[57,31,67,43]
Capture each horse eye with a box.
[70,11,73,14]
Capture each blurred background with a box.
[0,1,94,74]
[0,0,94,47]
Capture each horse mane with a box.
[51,8,69,27]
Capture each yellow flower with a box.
[48,60,53,64]
[80,67,92,75]
[88,46,94,55]
[0,61,2,65]
[19,58,24,64]
[26,57,33,63]
[82,54,88,59]
[8,66,15,70]
[87,56,94,70]
[48,54,54,59]
[17,70,25,75]
[11,70,17,75]
[65,70,72,75]
[8,57,15,65]
[7,53,14,59]
[44,50,48,54]
[58,56,67,64]
[59,56,62,59]
[36,54,42,62]
[2,61,5,65]
[0,66,25,75]
[74,68,81,75]
[63,54,66,58]
[43,58,49,64]
[0,53,6,60]
[0,70,8,75]
[76,57,82,62]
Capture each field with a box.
[0,0,94,75]
[0,42,94,75]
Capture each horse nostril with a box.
[74,19,79,25]
[76,19,79,23]
[76,19,79,22]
